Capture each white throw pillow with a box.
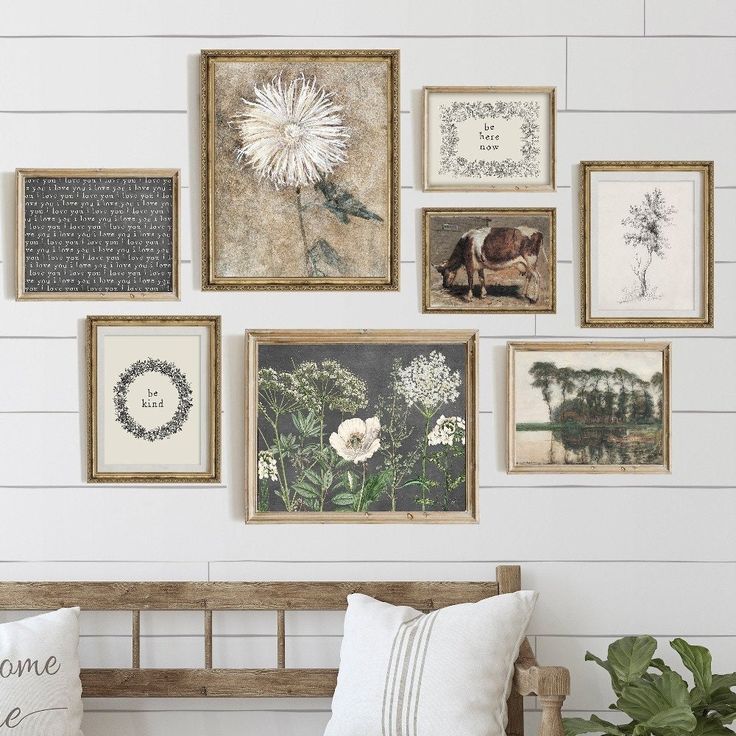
[0,608,83,735]
[324,590,537,736]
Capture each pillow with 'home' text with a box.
[0,608,83,735]
[324,590,537,736]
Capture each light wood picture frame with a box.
[422,207,556,313]
[17,168,180,301]
[423,86,556,192]
[581,161,714,328]
[201,49,400,291]
[507,341,671,474]
[87,316,221,484]
[245,330,478,523]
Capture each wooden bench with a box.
[0,564,569,736]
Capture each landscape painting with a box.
[508,342,670,473]
[423,208,555,313]
[582,161,713,327]
[202,50,399,290]
[245,331,477,522]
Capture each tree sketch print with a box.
[230,74,383,278]
[619,187,677,303]
[256,351,466,514]
[518,362,664,466]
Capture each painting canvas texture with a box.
[209,54,394,284]
[255,343,469,514]
[425,210,554,311]
[511,347,667,470]
[589,170,705,319]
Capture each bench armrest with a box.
[513,639,570,736]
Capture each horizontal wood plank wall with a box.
[0,1,734,733]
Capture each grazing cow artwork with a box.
[423,209,556,314]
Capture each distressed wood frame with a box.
[580,161,714,328]
[421,207,557,314]
[507,341,672,474]
[87,315,221,483]
[0,566,569,736]
[245,329,479,523]
[16,168,181,301]
[200,49,401,291]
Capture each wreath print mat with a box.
[113,358,193,442]
[438,99,542,180]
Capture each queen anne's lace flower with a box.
[395,351,461,415]
[231,74,350,189]
[257,451,279,482]
[427,415,466,447]
[329,417,381,464]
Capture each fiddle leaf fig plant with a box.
[563,636,736,736]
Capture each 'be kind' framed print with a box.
[423,86,556,192]
[87,316,221,483]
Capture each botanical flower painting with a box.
[204,51,399,289]
[252,341,472,517]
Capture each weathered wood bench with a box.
[0,564,569,736]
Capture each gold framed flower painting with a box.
[201,50,400,290]
[245,330,478,523]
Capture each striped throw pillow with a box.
[324,590,537,736]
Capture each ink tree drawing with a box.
[620,188,677,303]
[256,350,467,514]
[230,74,383,277]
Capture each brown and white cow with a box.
[434,225,545,303]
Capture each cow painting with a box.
[434,225,546,303]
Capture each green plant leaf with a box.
[302,468,322,487]
[608,637,658,689]
[708,688,736,718]
[650,658,675,675]
[711,674,736,692]
[618,671,691,722]
[292,482,320,500]
[586,650,623,695]
[692,716,735,736]
[331,492,357,506]
[639,706,697,735]
[672,638,713,698]
[564,717,627,736]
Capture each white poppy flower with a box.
[231,74,350,189]
[427,415,466,447]
[329,416,381,464]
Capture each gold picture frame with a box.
[245,330,478,523]
[422,207,556,313]
[87,316,221,484]
[507,341,671,474]
[581,161,714,328]
[201,49,400,291]
[16,168,180,301]
[422,86,556,192]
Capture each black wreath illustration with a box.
[113,358,193,442]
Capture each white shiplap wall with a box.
[1,2,735,734]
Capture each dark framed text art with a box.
[17,169,180,300]
[423,86,556,191]
[581,161,714,328]
[201,49,400,291]
[423,207,556,313]
[507,341,671,474]
[245,330,478,523]
[87,316,221,483]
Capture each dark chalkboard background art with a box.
[17,169,180,299]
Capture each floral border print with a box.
[423,86,556,192]
[245,330,478,523]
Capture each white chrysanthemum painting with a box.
[231,74,350,190]
[204,50,398,288]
